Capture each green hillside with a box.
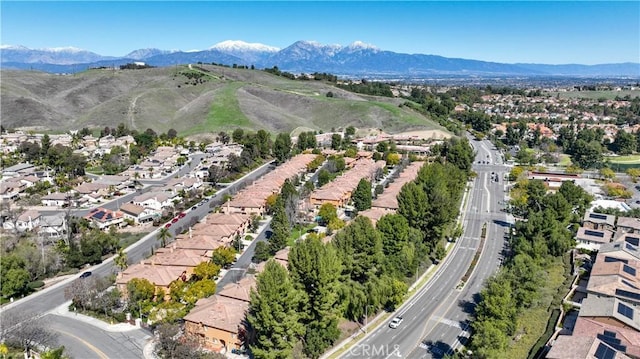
[1,65,447,135]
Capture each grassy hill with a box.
[1,64,447,135]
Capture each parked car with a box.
[165,223,172,228]
[79,271,92,279]
[172,217,179,223]
[178,212,186,218]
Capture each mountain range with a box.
[1,40,639,78]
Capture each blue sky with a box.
[1,1,638,65]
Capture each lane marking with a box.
[56,329,110,359]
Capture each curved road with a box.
[341,138,512,359]
[0,159,275,358]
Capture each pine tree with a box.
[352,178,372,211]
[247,260,305,358]
[288,237,342,357]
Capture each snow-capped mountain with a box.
[1,40,638,77]
[124,48,174,60]
[210,40,279,63]
[0,45,113,64]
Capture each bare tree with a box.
[0,311,58,354]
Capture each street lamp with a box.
[365,304,373,334]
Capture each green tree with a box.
[211,247,236,268]
[114,248,128,271]
[127,278,156,303]
[345,126,356,137]
[331,134,342,150]
[506,254,543,309]
[183,279,216,305]
[41,133,51,157]
[1,268,30,298]
[599,167,616,182]
[40,347,68,359]
[571,139,603,169]
[192,261,221,280]
[317,169,330,187]
[288,236,342,357]
[474,274,517,335]
[611,130,636,155]
[256,130,273,159]
[333,216,383,284]
[158,227,172,247]
[232,128,244,143]
[217,131,230,144]
[318,203,338,226]
[253,241,271,263]
[627,168,640,182]
[247,260,305,358]
[397,182,429,235]
[273,133,292,164]
[470,319,509,358]
[352,178,372,211]
[268,198,290,254]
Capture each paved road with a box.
[0,159,275,358]
[48,315,150,359]
[341,138,511,359]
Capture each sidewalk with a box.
[51,301,142,333]
[52,301,158,359]
[320,174,476,359]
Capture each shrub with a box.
[28,280,45,290]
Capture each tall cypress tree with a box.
[247,260,305,358]
[352,178,372,212]
[288,237,342,358]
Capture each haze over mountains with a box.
[2,40,639,78]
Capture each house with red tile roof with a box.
[309,158,386,208]
[547,335,630,359]
[142,248,210,268]
[116,263,190,301]
[222,153,317,216]
[218,276,256,303]
[576,227,614,251]
[183,295,249,353]
[617,217,640,235]
[83,207,125,230]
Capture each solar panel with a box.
[622,279,639,290]
[591,213,608,221]
[604,256,627,263]
[624,237,640,246]
[617,302,635,320]
[623,264,637,276]
[594,343,617,359]
[626,243,638,252]
[585,230,605,238]
[597,333,627,353]
[616,289,640,302]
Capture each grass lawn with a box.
[183,81,252,135]
[119,232,147,248]
[502,259,566,359]
[608,154,640,164]
[287,223,316,246]
[557,154,572,167]
[85,166,105,175]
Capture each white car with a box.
[389,316,403,329]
